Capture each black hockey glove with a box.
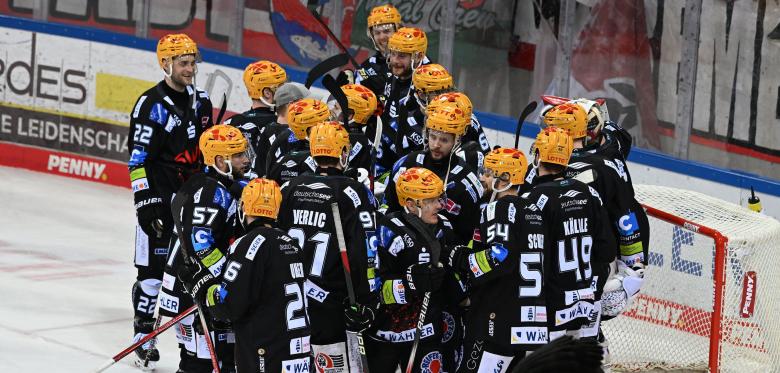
[177,260,218,304]
[134,190,170,239]
[343,300,376,333]
[404,263,446,293]
[447,245,471,275]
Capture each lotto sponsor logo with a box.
[740,271,757,318]
[47,154,107,180]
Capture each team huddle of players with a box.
[126,4,649,373]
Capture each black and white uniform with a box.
[162,170,244,372]
[225,106,276,178]
[346,123,374,176]
[266,138,318,186]
[127,81,212,342]
[278,167,379,373]
[205,219,312,373]
[367,211,465,373]
[254,122,290,177]
[356,51,391,102]
[383,151,484,245]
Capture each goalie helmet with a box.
[341,84,378,125]
[396,167,444,207]
[533,126,573,167]
[387,27,427,55]
[241,178,282,219]
[367,4,401,29]
[483,148,528,186]
[425,92,472,136]
[156,33,199,70]
[309,121,351,159]
[287,98,331,140]
[543,103,587,139]
[199,124,248,167]
[412,64,454,95]
[243,61,287,100]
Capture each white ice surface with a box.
[0,166,180,372]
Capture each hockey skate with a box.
[132,341,160,371]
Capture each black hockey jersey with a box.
[128,81,213,206]
[356,52,391,101]
[523,175,616,337]
[373,211,463,343]
[267,148,318,186]
[383,151,484,245]
[564,150,648,267]
[265,128,301,172]
[346,123,374,173]
[277,167,379,344]
[208,219,311,373]
[159,170,244,317]
[254,122,290,177]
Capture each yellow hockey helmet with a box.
[309,121,351,159]
[341,84,378,125]
[413,64,454,95]
[243,61,287,100]
[387,27,427,55]
[157,33,199,70]
[241,178,283,219]
[533,126,574,167]
[396,167,445,207]
[367,4,401,28]
[543,102,587,139]
[199,124,248,167]
[425,93,472,136]
[483,148,529,185]
[287,98,331,140]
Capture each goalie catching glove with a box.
[601,260,645,317]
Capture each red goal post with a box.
[602,185,780,373]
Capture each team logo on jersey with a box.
[213,186,233,210]
[304,182,331,190]
[420,351,443,373]
[440,311,456,343]
[314,352,344,373]
[559,190,582,199]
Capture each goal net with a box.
[602,184,780,372]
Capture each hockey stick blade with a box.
[322,75,351,129]
[514,101,538,149]
[305,53,350,89]
[95,305,197,372]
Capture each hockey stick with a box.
[330,202,370,373]
[94,305,197,372]
[370,115,384,193]
[170,191,221,373]
[403,214,442,373]
[139,292,163,369]
[305,53,351,88]
[514,101,538,149]
[306,1,361,69]
[215,92,228,124]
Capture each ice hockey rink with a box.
[0,165,181,372]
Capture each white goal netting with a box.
[603,184,780,372]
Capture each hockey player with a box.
[265,98,331,185]
[127,32,213,369]
[355,3,402,100]
[372,26,430,177]
[383,96,484,245]
[541,103,648,317]
[225,60,287,177]
[396,64,491,158]
[277,122,379,372]
[450,128,614,372]
[366,167,465,373]
[163,124,251,372]
[336,83,379,177]
[253,82,311,177]
[179,178,311,373]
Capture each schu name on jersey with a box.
[563,218,588,236]
[292,209,327,228]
